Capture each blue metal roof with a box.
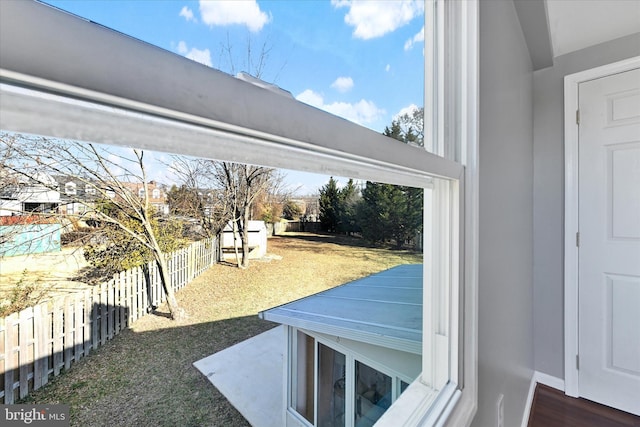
[259,264,423,355]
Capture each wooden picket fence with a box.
[0,237,218,403]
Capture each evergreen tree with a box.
[319,177,341,232]
[358,182,392,244]
[339,179,360,235]
[357,107,424,247]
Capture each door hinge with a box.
[576,232,580,247]
[576,355,580,370]
[576,109,580,125]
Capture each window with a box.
[85,184,96,195]
[0,0,478,424]
[152,188,160,199]
[290,330,415,427]
[138,188,145,198]
[318,343,346,426]
[354,360,392,426]
[295,331,315,424]
[65,181,76,195]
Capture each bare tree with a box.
[212,162,274,268]
[217,30,288,84]
[161,35,288,268]
[166,156,232,238]
[251,170,295,223]
[1,134,185,320]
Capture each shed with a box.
[220,220,268,260]
[259,264,423,427]
[0,222,61,257]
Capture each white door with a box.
[578,67,640,415]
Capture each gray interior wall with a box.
[532,33,640,379]
[473,1,534,426]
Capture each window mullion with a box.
[346,355,354,427]
[313,338,318,426]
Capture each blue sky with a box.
[44,0,425,194]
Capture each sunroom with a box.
[259,264,423,427]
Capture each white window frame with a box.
[0,0,478,425]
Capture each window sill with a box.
[376,380,475,427]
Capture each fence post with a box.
[18,308,29,399]
[3,312,17,404]
[63,296,73,371]
[52,298,63,376]
[83,289,92,356]
[33,304,43,391]
[100,283,107,346]
[113,274,120,335]
[119,270,126,332]
[91,286,100,350]
[38,302,50,388]
[74,294,83,363]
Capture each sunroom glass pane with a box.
[295,331,315,424]
[354,361,392,427]
[317,343,346,427]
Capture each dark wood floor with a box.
[528,384,640,427]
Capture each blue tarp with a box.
[0,224,61,257]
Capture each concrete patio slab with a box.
[194,325,285,427]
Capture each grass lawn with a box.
[20,232,422,426]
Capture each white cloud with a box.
[404,25,424,51]
[385,64,391,72]
[177,41,212,67]
[296,89,324,107]
[332,0,424,40]
[331,76,354,93]
[177,41,188,55]
[395,103,420,119]
[199,0,270,32]
[296,89,385,125]
[187,48,212,66]
[179,6,196,22]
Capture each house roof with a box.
[259,264,423,355]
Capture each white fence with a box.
[0,237,218,403]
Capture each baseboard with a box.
[534,372,565,391]
[521,371,565,427]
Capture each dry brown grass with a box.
[20,232,421,426]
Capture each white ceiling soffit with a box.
[546,0,640,58]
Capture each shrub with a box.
[0,271,46,317]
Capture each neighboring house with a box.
[195,189,222,219]
[1,174,170,218]
[120,181,169,215]
[1,2,638,426]
[260,264,422,426]
[53,175,101,216]
[288,198,318,222]
[0,172,60,216]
